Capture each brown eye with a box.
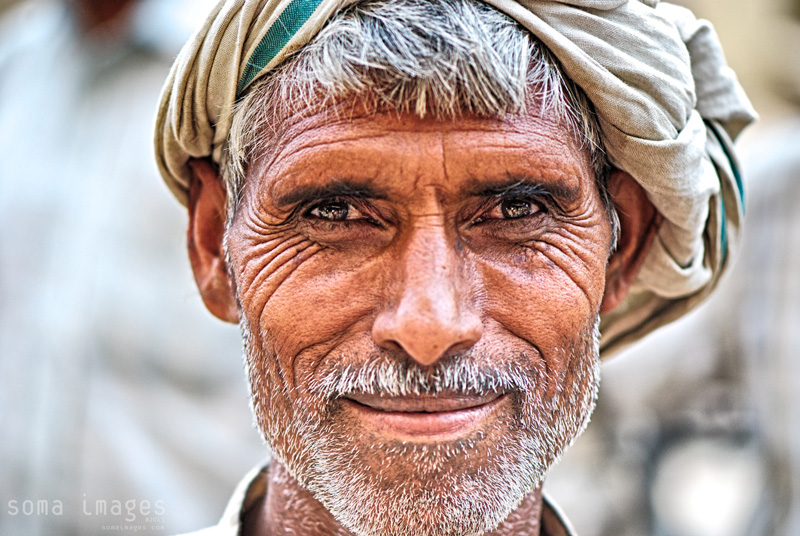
[500,199,535,219]
[308,200,364,221]
[479,198,541,222]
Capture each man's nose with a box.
[372,223,483,366]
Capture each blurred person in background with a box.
[0,1,263,534]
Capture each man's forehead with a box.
[245,105,592,208]
[245,85,581,145]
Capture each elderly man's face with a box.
[188,100,651,535]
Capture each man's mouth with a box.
[342,392,507,440]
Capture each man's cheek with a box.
[232,231,324,306]
[256,256,385,363]
[478,257,594,327]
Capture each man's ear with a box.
[600,169,661,314]
[187,158,240,323]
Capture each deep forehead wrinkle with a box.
[252,129,397,201]
[270,131,401,165]
[271,116,584,171]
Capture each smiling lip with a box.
[343,392,506,440]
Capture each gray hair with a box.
[223,0,617,244]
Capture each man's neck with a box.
[242,462,544,536]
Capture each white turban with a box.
[154,0,757,356]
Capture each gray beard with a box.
[241,317,601,536]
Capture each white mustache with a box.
[314,355,539,399]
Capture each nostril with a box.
[446,333,481,356]
[379,339,406,355]
[372,307,483,367]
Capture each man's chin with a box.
[273,412,550,536]
[320,485,526,536]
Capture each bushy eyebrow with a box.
[272,176,581,209]
[274,180,389,207]
[468,177,582,206]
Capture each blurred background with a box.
[0,0,797,535]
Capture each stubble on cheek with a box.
[240,316,322,479]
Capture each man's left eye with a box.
[482,198,541,220]
[307,199,365,221]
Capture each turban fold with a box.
[154,0,757,356]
